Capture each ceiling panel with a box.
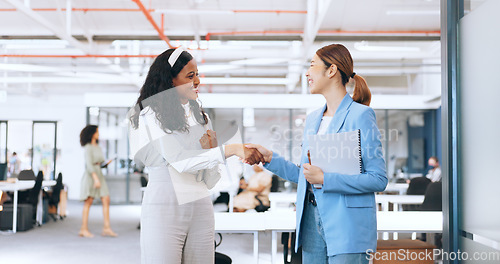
[0,0,443,97]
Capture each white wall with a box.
[460,0,500,250]
[0,94,86,200]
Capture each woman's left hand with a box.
[199,130,218,149]
[303,163,324,185]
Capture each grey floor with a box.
[0,200,283,264]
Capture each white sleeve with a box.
[154,134,225,174]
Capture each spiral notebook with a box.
[307,129,362,176]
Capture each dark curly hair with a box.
[130,48,208,133]
[80,125,98,146]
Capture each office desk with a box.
[0,180,56,233]
[266,211,442,264]
[384,183,409,194]
[215,210,442,264]
[214,212,266,264]
[270,192,425,212]
[375,195,425,211]
[269,192,296,211]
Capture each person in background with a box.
[79,125,117,238]
[233,165,272,212]
[426,156,441,182]
[8,152,20,177]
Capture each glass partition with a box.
[0,121,6,163]
[7,120,33,176]
[32,121,57,180]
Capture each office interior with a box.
[0,0,499,264]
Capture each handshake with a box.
[199,130,272,165]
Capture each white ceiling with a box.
[0,0,455,96]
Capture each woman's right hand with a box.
[244,144,273,164]
[225,144,265,165]
[93,178,101,189]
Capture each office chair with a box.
[48,173,63,221]
[419,181,443,248]
[18,169,36,181]
[403,177,431,211]
[140,175,148,188]
[0,163,7,181]
[8,170,38,204]
[14,171,44,225]
[137,174,148,229]
[420,182,442,211]
[270,175,280,192]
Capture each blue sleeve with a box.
[322,108,388,194]
[264,152,300,184]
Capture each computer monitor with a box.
[0,163,7,181]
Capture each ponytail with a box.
[352,74,371,106]
[316,44,372,106]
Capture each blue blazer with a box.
[264,93,387,256]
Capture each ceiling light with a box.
[154,9,233,15]
[229,58,289,66]
[354,42,421,52]
[0,63,59,72]
[200,77,293,85]
[386,10,439,16]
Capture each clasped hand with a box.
[198,131,264,164]
[199,131,272,165]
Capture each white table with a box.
[384,183,409,194]
[375,194,425,211]
[215,210,442,264]
[214,212,266,264]
[269,192,425,212]
[0,180,56,233]
[269,192,296,211]
[265,211,442,264]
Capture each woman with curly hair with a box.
[79,125,117,238]
[129,47,263,264]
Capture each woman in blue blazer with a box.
[246,44,387,263]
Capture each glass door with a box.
[32,121,57,180]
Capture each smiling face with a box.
[172,59,200,104]
[305,54,334,95]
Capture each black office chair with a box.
[18,169,36,181]
[0,163,7,181]
[419,181,443,248]
[18,171,44,225]
[403,177,431,211]
[137,174,148,229]
[213,232,232,263]
[47,173,63,221]
[420,182,442,211]
[140,175,148,188]
[8,170,38,204]
[270,175,280,192]
[282,232,302,264]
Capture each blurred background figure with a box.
[233,165,272,212]
[79,125,117,238]
[8,152,20,177]
[426,156,441,182]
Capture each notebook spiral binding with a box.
[357,129,362,173]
